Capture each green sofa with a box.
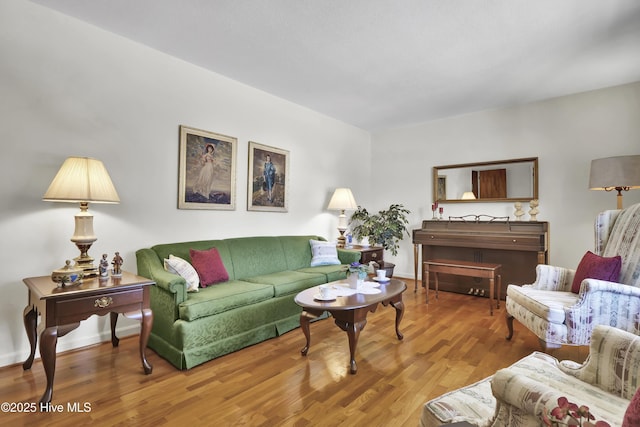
[136,235,360,369]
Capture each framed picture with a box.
[178,125,237,210]
[437,175,447,201]
[247,141,289,212]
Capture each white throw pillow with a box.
[164,254,199,292]
[309,239,340,267]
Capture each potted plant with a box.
[349,204,411,257]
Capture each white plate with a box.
[373,277,390,283]
[313,293,336,301]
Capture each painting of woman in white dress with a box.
[193,144,216,197]
[178,126,237,210]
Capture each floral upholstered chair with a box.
[506,202,640,349]
[420,325,640,427]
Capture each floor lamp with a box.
[43,157,120,276]
[327,188,358,248]
[589,155,640,209]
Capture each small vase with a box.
[358,270,367,284]
[347,273,359,289]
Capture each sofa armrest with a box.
[529,264,575,292]
[337,248,361,265]
[559,324,640,400]
[136,248,187,303]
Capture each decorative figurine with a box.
[111,251,123,277]
[99,253,109,279]
[529,199,539,221]
[514,202,525,221]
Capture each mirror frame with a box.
[433,157,538,203]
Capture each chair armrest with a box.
[491,367,563,421]
[565,279,640,345]
[559,325,640,400]
[529,264,575,292]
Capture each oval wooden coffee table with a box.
[294,278,406,374]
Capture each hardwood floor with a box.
[0,279,588,426]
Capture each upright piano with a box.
[412,219,549,298]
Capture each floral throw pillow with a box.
[164,255,199,292]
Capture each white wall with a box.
[371,82,640,277]
[0,0,371,367]
[2,0,640,369]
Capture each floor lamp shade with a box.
[589,155,640,209]
[43,157,120,275]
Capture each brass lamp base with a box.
[73,242,98,277]
[337,229,346,248]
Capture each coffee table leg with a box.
[391,300,405,340]
[334,318,366,374]
[300,310,312,356]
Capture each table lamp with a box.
[43,157,120,276]
[589,155,640,209]
[461,191,477,200]
[327,188,358,248]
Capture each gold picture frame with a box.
[247,141,289,212]
[178,125,237,210]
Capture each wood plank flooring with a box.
[0,279,588,426]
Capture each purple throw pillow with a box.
[571,250,621,294]
[189,247,229,287]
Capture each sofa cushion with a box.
[243,270,326,297]
[178,280,274,321]
[226,236,288,279]
[571,250,621,293]
[309,239,341,266]
[279,235,323,270]
[190,247,229,287]
[164,255,199,292]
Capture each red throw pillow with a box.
[571,250,622,294]
[623,387,640,427]
[189,247,229,287]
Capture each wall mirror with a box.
[433,157,538,203]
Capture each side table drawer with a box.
[360,248,383,264]
[56,289,144,322]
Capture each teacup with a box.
[319,284,331,299]
[376,269,387,280]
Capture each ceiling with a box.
[32,0,640,131]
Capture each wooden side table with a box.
[22,271,154,404]
[350,245,383,264]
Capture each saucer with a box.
[373,277,390,283]
[313,293,336,301]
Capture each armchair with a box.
[506,202,640,349]
[420,325,640,427]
